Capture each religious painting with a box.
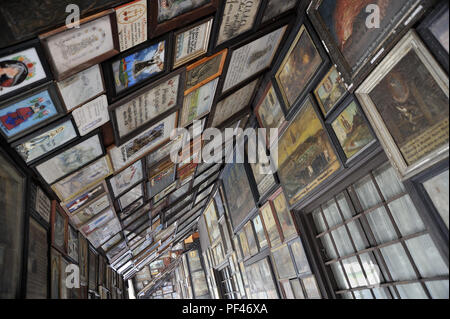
[314,66,348,117]
[262,0,298,23]
[108,160,144,198]
[51,201,68,255]
[26,217,48,299]
[0,83,64,142]
[181,78,219,127]
[109,39,166,97]
[418,1,449,72]
[115,0,148,52]
[221,160,257,230]
[0,39,51,102]
[260,202,281,248]
[270,189,297,240]
[35,133,104,184]
[68,225,79,263]
[50,248,61,299]
[39,10,119,81]
[274,23,327,115]
[329,97,376,163]
[356,31,449,180]
[78,234,88,285]
[308,0,430,86]
[157,0,210,22]
[204,200,220,244]
[274,95,341,206]
[13,117,78,165]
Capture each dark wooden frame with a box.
[325,95,379,168]
[271,15,330,120]
[418,1,449,73]
[88,244,99,293]
[67,223,79,264]
[148,0,219,39]
[0,82,65,143]
[51,200,69,256]
[0,38,53,103]
[257,0,301,27]
[109,67,186,145]
[107,158,146,199]
[307,0,435,90]
[11,115,80,166]
[117,182,145,211]
[102,33,171,103]
[39,9,120,81]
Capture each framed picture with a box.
[273,19,330,119]
[72,95,110,136]
[108,111,178,172]
[109,68,185,144]
[253,214,268,250]
[52,155,114,202]
[146,132,187,168]
[260,0,299,24]
[326,96,377,166]
[78,234,89,285]
[70,193,111,228]
[269,188,297,241]
[0,82,65,143]
[115,0,148,52]
[56,64,105,112]
[173,17,214,69]
[221,21,288,94]
[259,201,281,248]
[118,198,146,220]
[108,159,144,198]
[210,78,259,128]
[0,38,52,102]
[203,199,220,244]
[418,1,449,73]
[213,0,263,49]
[39,10,119,81]
[61,181,108,215]
[51,201,68,255]
[30,183,52,225]
[356,30,449,180]
[50,248,61,299]
[68,224,79,263]
[307,0,433,88]
[12,116,79,166]
[273,95,341,207]
[117,183,144,210]
[26,217,48,299]
[245,257,279,299]
[221,159,257,231]
[184,49,227,95]
[34,132,104,184]
[314,66,348,117]
[102,34,168,101]
[180,78,219,127]
[244,221,258,256]
[149,0,219,38]
[148,160,177,198]
[271,244,296,280]
[88,246,98,292]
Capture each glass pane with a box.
[239,230,250,258]
[354,175,382,210]
[373,164,405,200]
[341,292,353,299]
[336,193,355,219]
[271,245,296,279]
[423,170,449,229]
[253,215,268,249]
[244,222,258,256]
[290,279,305,299]
[322,198,343,228]
[396,283,428,299]
[341,256,368,288]
[331,226,354,257]
[290,238,311,275]
[281,280,295,299]
[388,195,426,236]
[380,244,416,281]
[330,262,349,290]
[320,234,338,260]
[405,235,449,278]
[272,192,297,239]
[346,220,368,251]
[260,205,281,247]
[302,275,321,299]
[372,287,391,299]
[366,207,397,243]
[187,250,202,272]
[359,253,383,286]
[354,289,373,299]
[425,280,449,299]
[312,209,327,233]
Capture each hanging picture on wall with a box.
[327,96,376,165]
[70,193,111,227]
[68,225,79,263]
[181,78,219,127]
[308,0,431,87]
[51,201,68,255]
[356,31,449,180]
[62,182,107,215]
[261,0,298,23]
[56,64,105,112]
[50,248,61,299]
[0,39,51,102]
[108,160,144,198]
[173,17,214,69]
[103,36,168,100]
[273,21,329,117]
[115,0,148,52]
[274,95,341,207]
[118,183,144,210]
[26,217,48,299]
[254,81,286,139]
[260,201,281,248]
[270,189,297,240]
[245,257,279,299]
[12,117,78,165]
[314,66,348,117]
[0,83,64,142]
[39,10,119,81]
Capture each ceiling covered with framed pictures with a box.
[0,0,448,299]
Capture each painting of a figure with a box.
[222,161,256,230]
[331,100,375,160]
[53,208,66,253]
[369,50,449,166]
[0,89,58,139]
[315,66,347,116]
[276,25,323,109]
[158,0,210,22]
[276,97,340,206]
[112,41,165,93]
[318,0,412,72]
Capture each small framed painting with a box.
[39,9,120,81]
[61,182,108,215]
[108,159,144,198]
[314,66,348,117]
[51,201,68,255]
[102,34,169,102]
[117,183,144,210]
[0,83,65,143]
[173,17,214,69]
[115,0,148,52]
[0,38,52,103]
[12,116,79,165]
